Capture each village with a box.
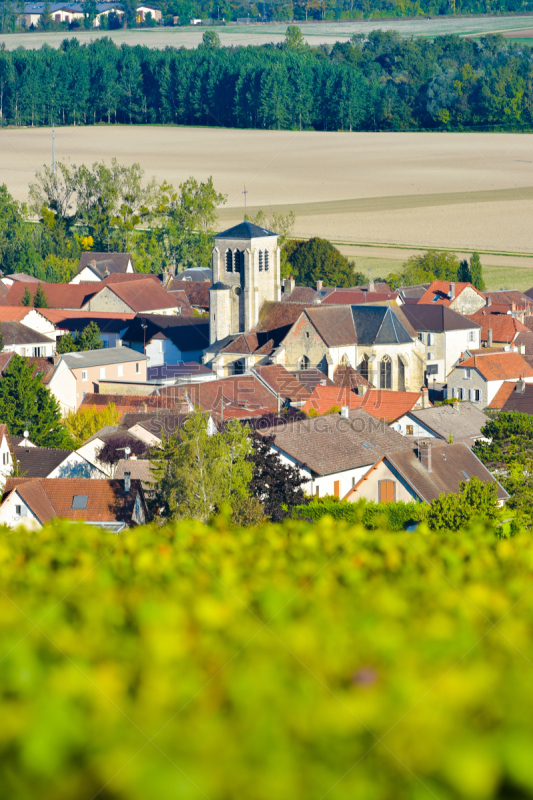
[0,218,529,529]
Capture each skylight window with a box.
[361,442,371,449]
[432,294,440,302]
[72,495,88,510]
[461,471,470,481]
[370,440,378,446]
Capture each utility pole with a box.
[242,184,248,220]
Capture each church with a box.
[203,221,425,392]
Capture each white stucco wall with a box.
[273,445,372,499]
[0,490,42,530]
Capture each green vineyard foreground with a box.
[1,517,533,799]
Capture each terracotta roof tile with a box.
[489,381,533,412]
[153,375,278,417]
[457,351,533,380]
[99,280,185,313]
[322,290,398,304]
[3,477,144,524]
[252,364,311,401]
[302,385,425,422]
[4,282,98,309]
[168,280,211,310]
[467,313,528,343]
[332,366,373,390]
[0,306,44,322]
[418,281,484,307]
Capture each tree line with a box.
[0,30,531,132]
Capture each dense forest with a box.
[0,30,531,131]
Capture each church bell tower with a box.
[209,221,281,345]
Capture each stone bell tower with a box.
[209,221,281,345]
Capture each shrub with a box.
[1,518,533,799]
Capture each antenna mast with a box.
[242,184,248,220]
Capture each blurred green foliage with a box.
[1,518,532,799]
[293,498,428,530]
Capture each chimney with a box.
[316,280,323,292]
[419,441,432,472]
[453,399,460,412]
[516,377,526,394]
[53,354,61,365]
[421,387,431,408]
[341,405,350,419]
[512,302,517,314]
[486,295,492,307]
[357,385,367,396]
[283,277,295,294]
[487,328,493,348]
[124,471,131,493]
[369,278,375,292]
[449,282,455,301]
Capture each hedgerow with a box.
[293,498,428,529]
[1,517,532,799]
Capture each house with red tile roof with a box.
[418,281,485,316]
[83,279,186,315]
[0,477,147,531]
[4,282,99,309]
[447,350,533,407]
[466,311,529,347]
[301,384,428,422]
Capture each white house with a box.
[258,408,412,499]
[446,350,533,407]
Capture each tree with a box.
[427,476,499,532]
[38,0,52,29]
[474,412,533,470]
[0,354,68,448]
[56,332,77,355]
[287,237,355,288]
[32,283,49,308]
[397,250,460,287]
[457,259,471,282]
[470,252,485,291]
[149,410,253,523]
[284,25,307,51]
[76,321,102,351]
[97,435,147,471]
[64,402,120,447]
[248,431,308,521]
[20,286,31,307]
[201,30,221,50]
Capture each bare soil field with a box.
[1,125,532,288]
[2,15,533,49]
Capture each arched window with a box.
[259,250,264,271]
[233,358,246,375]
[358,354,369,380]
[234,250,242,273]
[299,355,310,371]
[398,357,407,392]
[340,354,350,367]
[226,250,232,273]
[380,355,392,390]
[264,250,269,271]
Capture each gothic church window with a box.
[264,251,269,271]
[340,354,350,367]
[358,354,369,380]
[226,250,232,273]
[234,250,242,273]
[259,250,264,271]
[380,355,392,389]
[299,355,310,370]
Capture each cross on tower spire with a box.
[242,184,248,220]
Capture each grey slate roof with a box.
[350,306,413,345]
[176,267,213,282]
[78,252,133,277]
[385,442,508,504]
[401,304,481,333]
[123,315,209,353]
[62,346,147,369]
[215,221,277,239]
[211,282,232,291]
[408,402,489,444]
[1,321,54,346]
[15,446,73,478]
[264,408,412,476]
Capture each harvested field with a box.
[1,15,533,49]
[1,125,533,289]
